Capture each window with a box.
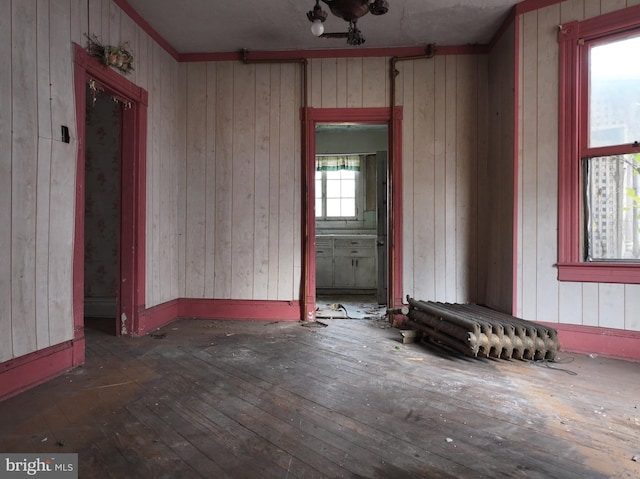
[557,6,640,283]
[315,155,362,222]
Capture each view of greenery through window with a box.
[584,34,640,261]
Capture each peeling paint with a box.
[121,313,128,335]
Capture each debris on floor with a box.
[315,295,387,320]
[405,297,560,360]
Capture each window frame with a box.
[557,5,640,284]
[315,158,365,227]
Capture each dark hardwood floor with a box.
[1,316,639,478]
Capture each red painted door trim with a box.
[303,107,404,320]
[73,43,148,337]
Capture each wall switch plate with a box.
[61,125,70,143]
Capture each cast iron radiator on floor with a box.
[405,297,560,361]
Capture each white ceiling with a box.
[124,0,522,54]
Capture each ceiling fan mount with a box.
[306,0,389,46]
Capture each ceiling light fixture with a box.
[307,0,389,46]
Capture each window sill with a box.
[558,262,640,284]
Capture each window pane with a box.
[326,198,341,217]
[341,199,356,217]
[589,35,640,148]
[341,178,356,198]
[584,154,640,261]
[315,198,322,217]
[326,179,341,198]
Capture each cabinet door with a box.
[332,254,355,287]
[354,256,376,288]
[315,238,334,287]
[316,256,334,287]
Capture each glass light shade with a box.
[311,19,324,36]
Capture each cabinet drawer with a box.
[334,238,374,248]
[315,238,333,257]
[334,247,375,258]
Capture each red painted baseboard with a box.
[0,338,84,402]
[539,322,640,362]
[137,299,179,336]
[177,298,301,322]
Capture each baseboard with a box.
[137,299,179,336]
[539,322,640,362]
[178,298,301,321]
[0,337,84,402]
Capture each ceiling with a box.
[124,0,523,54]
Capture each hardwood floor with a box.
[1,316,639,478]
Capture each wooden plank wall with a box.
[179,57,489,305]
[0,0,180,363]
[517,0,640,331]
[179,61,302,301]
[393,56,489,304]
[485,23,516,314]
[86,0,181,311]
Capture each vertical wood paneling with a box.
[583,0,601,17]
[475,55,489,307]
[12,0,38,357]
[184,62,207,298]
[267,64,281,301]
[48,0,75,345]
[362,57,386,107]
[455,56,477,302]
[433,56,447,301]
[517,0,640,332]
[581,283,600,326]
[0,0,12,362]
[601,0,627,13]
[558,282,583,324]
[487,22,515,313]
[176,63,187,299]
[159,50,174,303]
[560,0,585,21]
[70,0,87,46]
[231,63,256,299]
[277,64,297,300]
[624,285,640,330]
[412,59,435,300]
[309,59,322,107]
[35,0,52,348]
[214,62,234,298]
[320,58,337,107]
[535,4,560,323]
[204,62,217,298]
[292,65,302,296]
[346,58,363,108]
[444,56,458,302]
[335,58,347,108]
[520,11,538,320]
[148,44,162,302]
[254,64,271,299]
[598,284,625,329]
[400,62,414,298]
[87,0,102,39]
[119,10,137,85]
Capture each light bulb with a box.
[311,19,324,36]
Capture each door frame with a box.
[73,43,148,337]
[303,107,403,320]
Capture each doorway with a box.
[313,123,388,318]
[83,84,122,335]
[72,43,147,340]
[303,107,403,321]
